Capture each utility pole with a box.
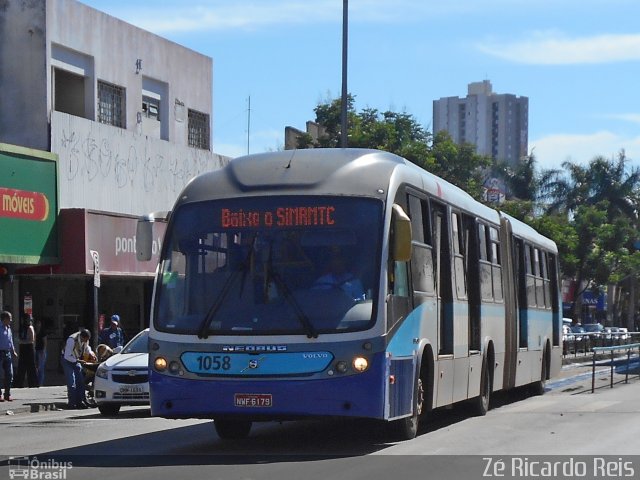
[340,0,348,148]
[247,96,251,155]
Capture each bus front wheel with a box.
[387,377,424,440]
[214,419,252,440]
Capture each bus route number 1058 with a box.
[196,355,232,371]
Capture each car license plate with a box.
[234,393,272,408]
[120,385,143,394]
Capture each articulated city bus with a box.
[137,148,562,440]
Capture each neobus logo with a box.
[222,345,288,352]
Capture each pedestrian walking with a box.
[14,314,38,388]
[61,328,94,409]
[0,311,18,402]
[35,318,48,386]
[99,314,125,349]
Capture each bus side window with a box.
[479,223,492,301]
[525,243,536,308]
[451,211,467,300]
[407,194,435,298]
[489,226,503,302]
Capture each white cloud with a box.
[600,113,640,125]
[87,0,580,34]
[477,32,640,65]
[109,1,341,34]
[531,131,640,171]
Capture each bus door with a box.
[385,198,415,420]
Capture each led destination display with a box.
[221,205,336,228]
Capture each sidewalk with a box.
[0,385,68,415]
[0,369,68,416]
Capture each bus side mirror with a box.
[136,218,153,261]
[136,211,169,261]
[392,204,412,262]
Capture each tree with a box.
[305,95,490,199]
[541,151,640,225]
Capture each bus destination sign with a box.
[221,206,336,229]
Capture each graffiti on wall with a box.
[53,112,229,215]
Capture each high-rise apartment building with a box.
[433,80,528,166]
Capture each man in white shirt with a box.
[61,328,94,409]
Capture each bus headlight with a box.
[154,357,168,372]
[352,356,369,372]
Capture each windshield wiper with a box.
[266,243,318,339]
[197,236,256,339]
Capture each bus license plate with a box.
[234,393,272,408]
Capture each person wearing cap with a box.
[98,314,125,349]
[62,328,94,409]
[0,311,18,402]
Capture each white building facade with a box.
[0,0,229,360]
[433,80,528,167]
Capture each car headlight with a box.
[96,366,108,379]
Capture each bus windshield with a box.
[154,196,383,336]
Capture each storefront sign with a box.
[24,294,33,316]
[0,187,50,221]
[0,144,58,264]
[85,211,166,275]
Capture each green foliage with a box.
[309,95,490,200]
[303,94,640,309]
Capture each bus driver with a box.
[313,248,365,301]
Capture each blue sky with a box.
[81,0,640,171]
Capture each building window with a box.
[54,68,86,118]
[188,109,210,150]
[98,80,125,128]
[142,96,160,120]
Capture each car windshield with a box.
[121,330,149,354]
[583,324,602,332]
[154,196,383,336]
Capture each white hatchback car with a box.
[94,328,149,416]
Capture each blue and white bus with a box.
[137,148,562,440]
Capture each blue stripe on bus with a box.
[180,351,334,376]
[150,352,387,419]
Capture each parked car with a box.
[618,327,629,340]
[571,324,587,340]
[94,328,149,416]
[583,323,604,333]
[562,324,575,341]
[603,326,620,340]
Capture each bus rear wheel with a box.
[472,361,492,416]
[214,419,252,440]
[531,350,548,396]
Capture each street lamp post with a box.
[340,0,348,148]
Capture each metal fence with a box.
[562,331,640,357]
[590,343,640,393]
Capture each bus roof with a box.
[501,212,558,253]
[180,149,496,221]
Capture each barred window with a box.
[98,80,125,128]
[188,109,210,150]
